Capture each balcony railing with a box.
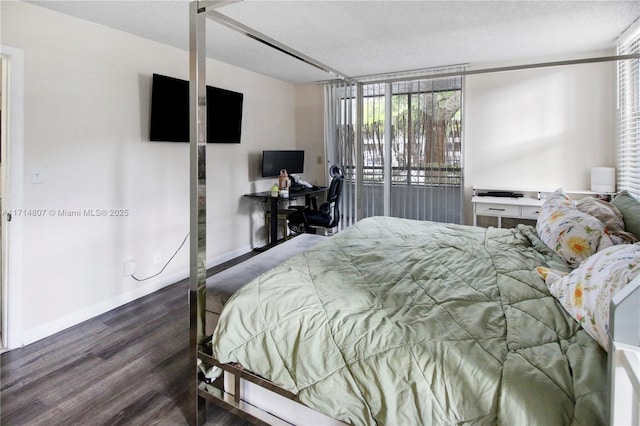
[343,165,462,186]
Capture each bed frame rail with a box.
[197,381,271,426]
[198,349,298,425]
[609,275,640,425]
[198,348,348,425]
[198,350,298,401]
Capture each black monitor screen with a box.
[149,73,243,143]
[262,150,304,177]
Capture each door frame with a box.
[1,45,25,350]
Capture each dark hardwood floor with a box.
[1,255,258,426]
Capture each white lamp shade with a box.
[591,167,615,193]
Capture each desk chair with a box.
[287,166,344,235]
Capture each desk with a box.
[245,186,327,250]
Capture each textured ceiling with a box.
[27,0,640,83]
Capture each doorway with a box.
[1,55,6,351]
[0,45,25,351]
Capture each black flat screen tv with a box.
[262,150,305,177]
[149,73,243,143]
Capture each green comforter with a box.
[211,217,606,425]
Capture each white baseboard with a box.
[20,243,257,347]
[22,273,180,346]
[206,243,256,270]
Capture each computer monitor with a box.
[261,150,304,177]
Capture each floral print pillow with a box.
[539,242,640,350]
[536,190,615,268]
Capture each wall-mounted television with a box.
[262,150,305,177]
[149,73,243,144]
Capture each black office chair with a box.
[287,166,344,235]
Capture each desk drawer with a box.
[475,203,520,217]
[521,205,542,219]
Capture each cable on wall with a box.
[131,232,190,282]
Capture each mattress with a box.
[211,216,607,425]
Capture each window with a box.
[617,23,640,198]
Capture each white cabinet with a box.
[472,193,543,228]
[521,205,543,219]
[474,202,522,218]
[472,186,615,228]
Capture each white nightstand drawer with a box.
[475,203,519,217]
[521,205,542,219]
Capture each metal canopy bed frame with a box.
[188,2,640,424]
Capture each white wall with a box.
[1,1,297,345]
[0,57,4,193]
[464,55,616,224]
[295,84,326,185]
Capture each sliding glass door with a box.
[329,76,463,226]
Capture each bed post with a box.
[608,276,640,425]
[189,1,207,424]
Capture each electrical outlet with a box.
[153,250,163,265]
[316,156,323,165]
[124,260,136,277]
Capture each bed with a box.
[198,189,640,425]
[201,186,640,425]
[186,5,640,424]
